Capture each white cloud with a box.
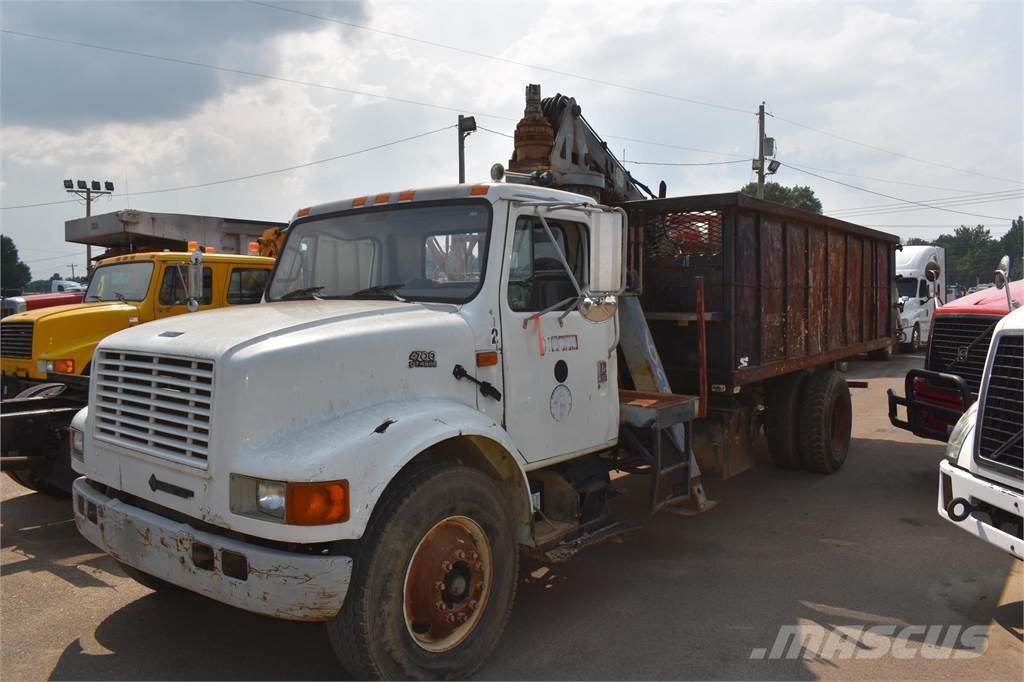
[1,0,1021,279]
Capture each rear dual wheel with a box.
[765,368,851,474]
[327,464,518,680]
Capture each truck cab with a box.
[894,245,945,352]
[938,304,1023,559]
[1,251,274,397]
[888,268,1023,442]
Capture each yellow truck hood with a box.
[3,301,141,371]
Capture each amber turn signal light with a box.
[52,359,75,374]
[476,351,499,367]
[286,481,349,525]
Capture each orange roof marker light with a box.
[248,241,260,254]
[374,193,391,204]
[469,184,490,196]
[352,197,367,207]
[398,190,416,202]
[204,246,215,254]
[187,240,199,252]
[295,207,311,218]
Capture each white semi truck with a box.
[895,245,945,352]
[939,260,1023,559]
[69,86,899,679]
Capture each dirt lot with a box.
[2,353,1021,680]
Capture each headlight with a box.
[231,474,349,525]
[37,359,75,374]
[945,402,978,465]
[69,427,85,462]
[257,480,287,519]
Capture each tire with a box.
[117,561,179,592]
[903,325,921,353]
[765,373,805,469]
[327,464,519,680]
[799,369,852,474]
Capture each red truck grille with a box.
[0,322,33,359]
[927,315,1000,400]
[976,334,1023,474]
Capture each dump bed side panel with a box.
[624,192,897,392]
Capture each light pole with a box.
[457,115,477,184]
[64,179,113,272]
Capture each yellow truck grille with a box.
[94,350,214,467]
[1,322,34,359]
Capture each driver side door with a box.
[499,207,618,465]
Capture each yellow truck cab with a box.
[1,251,274,394]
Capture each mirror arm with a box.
[536,209,584,298]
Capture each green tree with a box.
[998,216,1023,279]
[1,235,32,290]
[904,237,931,246]
[740,182,823,213]
[933,225,1003,286]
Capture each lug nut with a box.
[457,613,468,623]
[434,581,444,591]
[441,560,453,572]
[455,550,466,560]
[469,600,478,611]
[435,601,446,611]
[475,561,484,571]
[445,614,456,624]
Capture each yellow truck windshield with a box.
[84,262,154,302]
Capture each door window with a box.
[507,217,588,312]
[159,266,212,306]
[228,268,270,304]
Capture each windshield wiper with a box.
[350,283,407,302]
[278,286,325,300]
[112,291,127,302]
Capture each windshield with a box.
[267,202,491,303]
[895,277,919,299]
[84,262,155,302]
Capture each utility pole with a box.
[756,102,766,199]
[67,263,77,279]
[64,178,113,272]
[457,115,477,183]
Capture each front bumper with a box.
[73,477,353,621]
[938,461,1024,560]
[887,368,971,442]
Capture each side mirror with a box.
[187,250,203,313]
[994,255,1010,290]
[588,209,626,296]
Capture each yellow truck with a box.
[1,250,275,493]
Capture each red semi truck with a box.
[889,271,1023,442]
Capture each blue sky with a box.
[1,0,1021,279]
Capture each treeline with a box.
[905,217,1022,286]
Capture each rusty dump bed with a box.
[621,192,899,392]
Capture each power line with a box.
[781,161,1017,221]
[250,0,1023,185]
[773,115,1022,185]
[246,0,754,116]
[777,160,1007,195]
[830,189,1024,216]
[0,29,517,122]
[623,159,748,167]
[829,193,1024,220]
[477,126,514,139]
[1,125,454,211]
[602,135,748,160]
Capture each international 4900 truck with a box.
[69,85,898,679]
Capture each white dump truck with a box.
[939,259,1023,559]
[69,85,898,679]
[894,244,945,352]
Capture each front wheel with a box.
[327,464,519,680]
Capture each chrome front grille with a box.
[927,315,1000,399]
[94,350,213,467]
[0,322,33,358]
[977,334,1023,474]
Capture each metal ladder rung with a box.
[657,460,689,476]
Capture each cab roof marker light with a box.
[187,240,199,252]
[248,241,260,254]
[296,207,311,218]
[374,193,391,204]
[470,184,490,196]
[399,190,416,202]
[353,197,367,207]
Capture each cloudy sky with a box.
[1,0,1021,279]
